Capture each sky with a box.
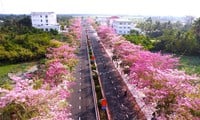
[0,0,199,17]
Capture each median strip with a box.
[86,32,110,120]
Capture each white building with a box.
[112,19,135,35]
[95,16,108,26]
[31,12,60,32]
[108,16,119,27]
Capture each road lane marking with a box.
[111,81,114,84]
[79,106,81,109]
[80,83,82,86]
[117,95,120,98]
[114,87,116,90]
[79,97,81,100]
[80,77,81,80]
[79,117,81,120]
[79,89,81,92]
[126,114,129,118]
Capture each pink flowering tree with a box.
[68,18,82,40]
[45,43,78,86]
[46,45,76,62]
[86,17,98,29]
[0,76,72,120]
[0,44,77,119]
[62,18,82,47]
[45,60,68,86]
[0,18,82,119]
[0,45,75,119]
[97,25,115,41]
[97,25,200,119]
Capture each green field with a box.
[179,55,200,75]
[0,62,37,84]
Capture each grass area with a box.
[179,55,200,75]
[0,61,37,84]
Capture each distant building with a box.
[112,19,135,35]
[31,12,60,32]
[95,16,108,25]
[108,16,120,27]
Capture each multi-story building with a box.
[112,19,135,35]
[31,12,60,32]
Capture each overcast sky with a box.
[0,0,199,17]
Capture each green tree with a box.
[124,34,153,50]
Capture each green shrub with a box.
[190,109,200,117]
[91,64,96,70]
[0,102,39,120]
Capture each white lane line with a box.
[79,89,81,92]
[80,72,82,74]
[79,97,81,100]
[80,83,82,86]
[79,117,81,120]
[80,77,81,80]
[79,106,81,109]
[111,81,114,84]
[126,114,129,118]
[117,95,120,98]
[114,87,116,90]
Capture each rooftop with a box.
[113,19,132,22]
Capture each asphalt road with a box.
[87,28,138,120]
[70,21,140,120]
[69,22,96,120]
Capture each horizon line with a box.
[0,13,197,17]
